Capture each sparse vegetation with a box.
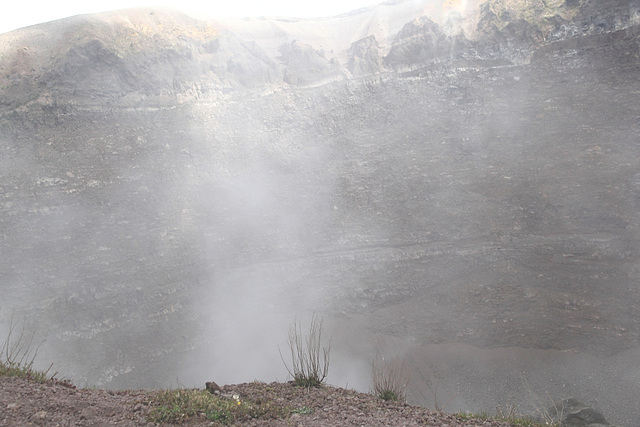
[289,406,313,415]
[0,315,567,426]
[518,376,567,426]
[455,410,489,421]
[371,353,411,402]
[455,410,555,426]
[0,312,57,382]
[280,314,331,388]
[147,388,288,424]
[525,381,565,427]
[410,361,459,411]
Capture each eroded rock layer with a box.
[1,1,639,425]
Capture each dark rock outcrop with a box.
[547,398,614,427]
[278,40,341,86]
[384,16,469,68]
[347,35,381,76]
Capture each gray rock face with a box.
[278,40,340,85]
[347,35,381,76]
[548,398,613,427]
[384,16,470,69]
[1,1,639,426]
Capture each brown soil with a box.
[0,376,527,426]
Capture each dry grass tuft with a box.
[371,353,411,402]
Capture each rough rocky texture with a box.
[0,375,535,426]
[0,376,151,426]
[1,1,640,426]
[547,398,613,427]
[383,16,470,69]
[347,35,381,76]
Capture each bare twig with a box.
[1,311,55,381]
[524,377,563,426]
[279,314,331,387]
[410,360,458,411]
[495,402,518,419]
[371,352,411,401]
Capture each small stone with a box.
[205,381,222,394]
[80,407,98,419]
[7,403,19,409]
[32,411,47,420]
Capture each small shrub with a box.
[378,389,402,401]
[371,353,411,402]
[0,312,57,382]
[280,314,331,388]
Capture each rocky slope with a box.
[1,0,639,425]
[0,375,544,426]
